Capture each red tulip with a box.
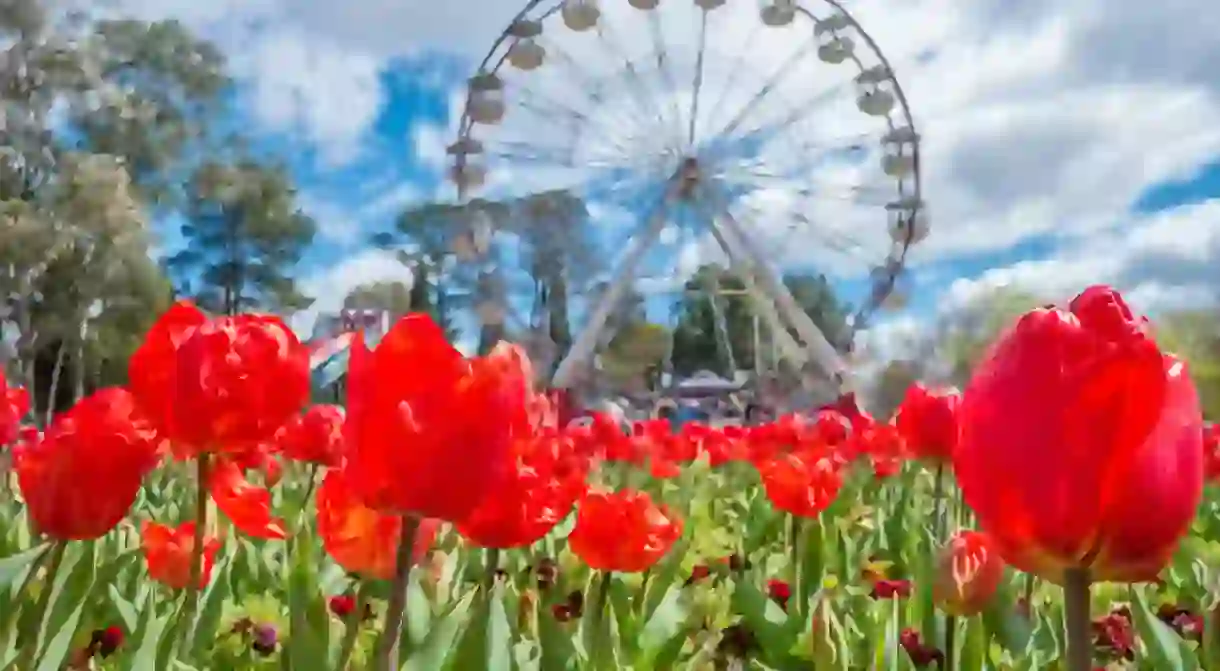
[343,314,532,522]
[757,452,843,519]
[893,383,960,462]
[129,302,310,457]
[955,286,1204,583]
[276,404,345,468]
[316,470,440,579]
[141,521,221,589]
[568,489,682,573]
[932,530,1005,616]
[16,388,161,540]
[208,458,287,539]
[1203,423,1220,484]
[0,369,29,447]
[456,432,589,549]
[127,301,206,444]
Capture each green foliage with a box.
[168,160,317,315]
[2,453,1216,669]
[670,264,850,378]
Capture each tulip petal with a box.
[208,458,287,540]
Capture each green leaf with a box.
[401,589,478,671]
[190,555,232,654]
[486,585,513,671]
[286,530,331,670]
[0,544,49,593]
[131,609,173,671]
[1130,586,1199,671]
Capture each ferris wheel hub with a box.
[675,156,702,200]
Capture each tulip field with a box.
[0,286,1218,670]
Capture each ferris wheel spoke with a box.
[645,10,687,149]
[594,22,685,157]
[699,22,762,145]
[535,36,662,143]
[722,79,855,152]
[711,38,820,143]
[686,8,710,149]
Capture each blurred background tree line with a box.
[3,0,1217,424]
[0,0,316,417]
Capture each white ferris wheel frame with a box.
[447,0,927,398]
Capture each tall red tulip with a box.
[342,314,533,522]
[893,383,960,462]
[16,388,162,540]
[129,301,310,456]
[954,286,1203,583]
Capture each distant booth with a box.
[308,309,390,401]
[671,370,745,398]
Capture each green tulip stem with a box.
[15,541,65,670]
[483,547,502,591]
[931,462,948,541]
[373,514,422,671]
[334,582,369,671]
[295,464,321,534]
[789,515,807,620]
[587,570,614,668]
[1062,568,1092,671]
[178,453,211,657]
[943,615,957,670]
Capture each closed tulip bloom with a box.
[568,489,682,573]
[16,388,162,540]
[893,383,960,462]
[933,530,1005,616]
[343,314,532,522]
[955,286,1204,584]
[316,470,440,580]
[141,521,221,589]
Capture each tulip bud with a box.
[933,530,1005,616]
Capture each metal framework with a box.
[447,0,928,399]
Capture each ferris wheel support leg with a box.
[551,209,670,390]
[715,211,850,392]
[706,222,808,370]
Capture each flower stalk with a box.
[1063,568,1092,671]
[334,582,369,671]
[373,514,422,671]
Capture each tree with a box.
[601,321,670,390]
[168,159,316,315]
[668,266,852,379]
[671,264,752,378]
[1156,310,1220,420]
[936,287,1043,387]
[0,2,234,416]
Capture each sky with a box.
[110,0,1220,364]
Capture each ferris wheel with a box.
[445,0,927,397]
